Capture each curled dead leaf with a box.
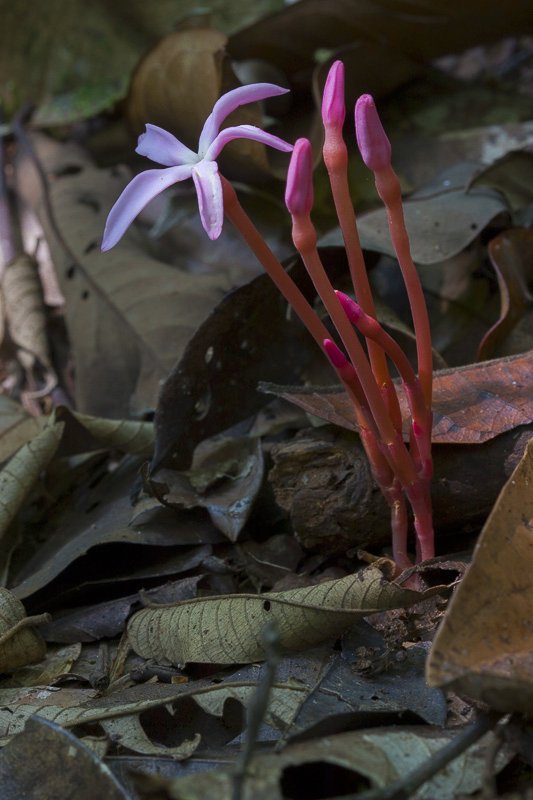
[2,253,53,372]
[263,350,533,445]
[427,437,533,715]
[127,568,438,665]
[0,589,47,672]
[0,420,64,544]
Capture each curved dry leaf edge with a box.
[0,420,64,543]
[127,569,440,665]
[426,436,533,715]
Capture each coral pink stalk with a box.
[322,62,402,434]
[355,94,433,411]
[286,139,419,491]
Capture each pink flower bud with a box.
[322,60,345,129]
[285,138,314,216]
[323,338,349,369]
[355,94,391,172]
[335,290,362,324]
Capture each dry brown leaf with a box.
[101,717,200,760]
[264,350,533,445]
[0,589,47,672]
[0,420,64,543]
[127,568,437,665]
[0,396,45,463]
[426,436,533,715]
[137,726,507,800]
[2,253,53,371]
[477,229,533,360]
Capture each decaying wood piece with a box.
[268,424,533,555]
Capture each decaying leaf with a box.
[150,435,264,541]
[0,396,45,464]
[0,419,64,544]
[427,436,533,715]
[10,458,219,601]
[0,643,81,689]
[57,407,155,459]
[0,716,128,800]
[2,253,53,372]
[101,716,200,760]
[133,726,508,800]
[324,186,508,266]
[477,229,533,360]
[0,589,47,673]
[127,568,439,666]
[263,350,533,445]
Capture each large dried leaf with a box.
[2,253,52,370]
[426,437,533,715]
[0,717,129,800]
[477,229,533,360]
[0,420,64,544]
[127,568,437,665]
[101,716,200,760]
[137,726,507,800]
[152,253,340,471]
[323,186,508,266]
[264,350,533,445]
[0,677,305,741]
[10,458,219,601]
[16,134,236,416]
[0,589,46,672]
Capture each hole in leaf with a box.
[81,290,90,300]
[84,241,98,254]
[280,762,370,799]
[66,265,76,279]
[263,600,271,611]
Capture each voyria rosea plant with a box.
[102,63,434,569]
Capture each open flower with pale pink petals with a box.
[101,83,293,249]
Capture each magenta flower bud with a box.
[335,290,362,324]
[322,60,345,129]
[285,138,314,217]
[323,338,349,369]
[354,94,391,172]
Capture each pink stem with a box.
[323,128,402,434]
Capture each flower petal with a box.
[198,83,290,154]
[101,165,193,251]
[285,138,314,217]
[136,124,197,166]
[204,125,293,162]
[191,160,223,240]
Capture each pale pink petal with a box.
[322,60,345,128]
[198,83,290,153]
[204,125,293,162]
[355,95,391,172]
[101,165,193,251]
[285,138,314,216]
[191,160,223,240]
[136,124,197,166]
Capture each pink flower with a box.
[354,94,391,172]
[102,83,293,249]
